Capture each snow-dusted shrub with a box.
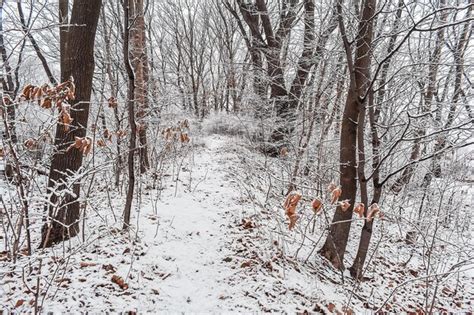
[202,112,260,138]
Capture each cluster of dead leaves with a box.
[21,79,75,109]
[23,133,54,151]
[20,79,76,132]
[327,183,383,221]
[67,136,93,156]
[68,126,125,152]
[324,302,354,314]
[68,261,128,291]
[162,119,191,147]
[14,299,35,309]
[284,183,384,230]
[349,201,383,221]
[60,104,73,131]
[95,127,125,148]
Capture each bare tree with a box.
[123,0,137,230]
[40,0,102,247]
[318,0,377,269]
[129,0,150,173]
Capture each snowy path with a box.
[138,135,243,311]
[0,134,247,312]
[2,133,472,313]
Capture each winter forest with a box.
[0,0,473,312]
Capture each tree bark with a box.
[40,0,102,248]
[349,89,382,279]
[319,0,376,270]
[59,0,69,81]
[129,0,150,173]
[349,0,404,278]
[0,1,17,142]
[123,0,137,230]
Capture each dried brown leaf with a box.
[111,275,129,290]
[284,191,302,230]
[108,96,118,108]
[15,299,25,308]
[312,198,323,214]
[330,186,342,204]
[353,203,365,218]
[80,261,97,268]
[367,203,380,222]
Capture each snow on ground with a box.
[1,134,245,312]
[1,130,473,313]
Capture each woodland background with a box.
[0,0,473,312]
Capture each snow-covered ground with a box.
[1,130,472,313]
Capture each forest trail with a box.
[138,134,243,312]
[0,134,249,312]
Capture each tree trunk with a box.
[40,0,102,248]
[129,0,150,173]
[123,0,137,230]
[319,0,376,270]
[59,0,69,81]
[349,1,404,278]
[0,1,17,143]
[349,89,382,279]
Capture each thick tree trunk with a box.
[319,0,376,270]
[40,0,102,248]
[348,96,370,279]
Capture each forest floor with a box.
[1,134,270,312]
[1,128,472,313]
